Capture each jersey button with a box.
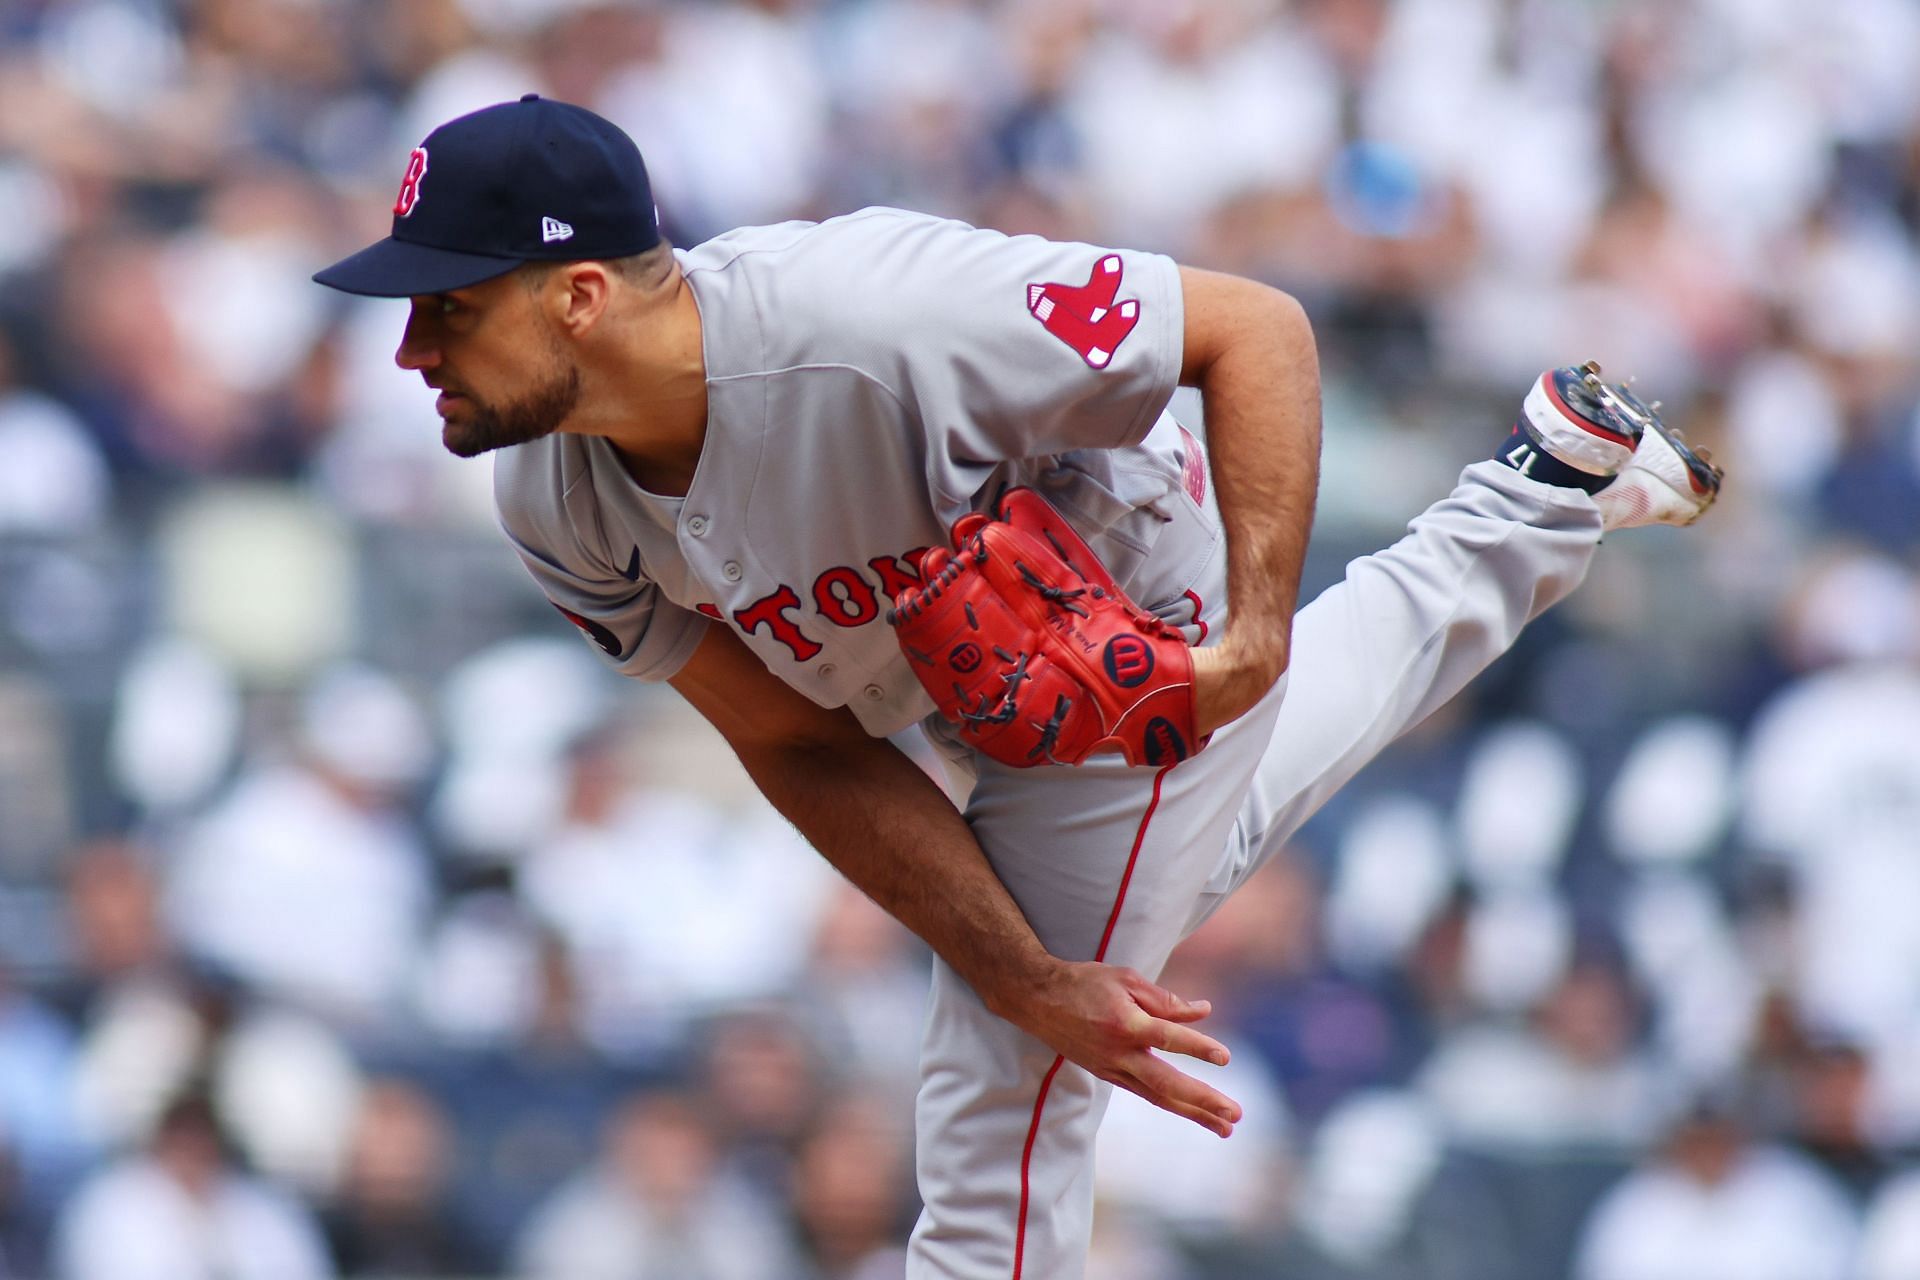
[722,561,743,582]
[818,663,837,678]
[687,515,709,536]
[862,684,885,701]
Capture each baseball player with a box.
[314,97,1721,1279]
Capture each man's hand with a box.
[1189,636,1289,738]
[992,957,1243,1138]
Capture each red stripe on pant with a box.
[1011,763,1174,1279]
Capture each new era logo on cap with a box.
[541,216,574,243]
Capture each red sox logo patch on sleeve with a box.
[393,147,428,217]
[1027,254,1140,369]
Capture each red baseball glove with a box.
[889,487,1205,768]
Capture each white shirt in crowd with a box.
[53,1155,333,1280]
[1574,1146,1858,1280]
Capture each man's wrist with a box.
[1203,633,1288,687]
[1192,631,1290,734]
[976,948,1066,1022]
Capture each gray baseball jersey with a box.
[491,206,1608,1279]
[493,207,1219,738]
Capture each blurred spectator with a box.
[1290,1088,1449,1273]
[411,906,638,1267]
[163,664,434,1026]
[1603,715,1739,868]
[786,882,929,1107]
[1419,945,1674,1152]
[521,727,837,1058]
[0,961,90,1268]
[511,1086,800,1280]
[50,839,174,1023]
[1779,1034,1887,1200]
[410,891,551,1051]
[212,1005,365,1199]
[0,1137,27,1280]
[600,1,827,239]
[1572,1097,1859,1280]
[1067,2,1338,258]
[51,1087,334,1280]
[1206,853,1411,1123]
[67,941,364,1201]
[0,330,109,536]
[431,636,616,862]
[788,1092,914,1280]
[1396,887,1479,1051]
[1322,793,1454,976]
[696,1004,834,1203]
[67,944,230,1157]
[1859,1167,1920,1280]
[320,1078,485,1278]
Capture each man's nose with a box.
[394,310,441,372]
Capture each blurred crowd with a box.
[2,0,1920,1276]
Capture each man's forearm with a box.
[1205,291,1320,643]
[1184,278,1322,731]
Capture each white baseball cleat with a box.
[1503,361,1723,531]
[1577,365,1723,531]
[1516,363,1644,479]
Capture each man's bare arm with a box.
[668,624,1244,1136]
[1178,266,1322,735]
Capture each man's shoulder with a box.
[681,207,985,278]
[676,210,975,377]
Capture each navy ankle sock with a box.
[1493,420,1612,494]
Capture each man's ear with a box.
[550,261,613,335]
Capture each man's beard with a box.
[441,362,582,458]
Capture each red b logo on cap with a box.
[393,148,428,217]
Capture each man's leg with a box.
[908,692,1289,1280]
[907,473,1604,1279]
[1189,459,1601,921]
[1195,363,1723,917]
[905,367,1721,1278]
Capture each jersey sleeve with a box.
[753,211,1185,499]
[493,447,708,682]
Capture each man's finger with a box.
[1128,978,1214,1023]
[1123,1052,1243,1130]
[1104,1067,1237,1138]
[1152,1020,1231,1067]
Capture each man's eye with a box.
[440,296,460,315]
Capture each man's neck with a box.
[571,276,709,497]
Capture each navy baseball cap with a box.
[313,94,661,298]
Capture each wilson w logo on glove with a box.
[887,488,1205,769]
